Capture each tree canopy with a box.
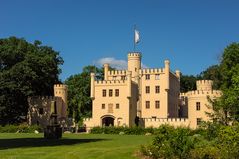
[0,37,63,125]
[206,43,239,124]
[65,66,103,124]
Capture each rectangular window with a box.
[121,76,126,80]
[39,108,44,115]
[197,118,202,125]
[115,89,119,97]
[102,89,106,97]
[109,89,113,97]
[146,86,150,93]
[116,103,120,109]
[155,74,160,80]
[145,74,150,80]
[108,103,113,113]
[196,102,200,111]
[155,86,160,93]
[102,104,105,109]
[146,101,150,109]
[155,101,160,109]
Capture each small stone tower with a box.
[54,84,68,118]
[127,52,141,81]
[196,80,213,91]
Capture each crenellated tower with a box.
[196,80,213,91]
[54,84,68,118]
[127,52,141,82]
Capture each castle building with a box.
[28,84,68,128]
[84,52,222,130]
[84,52,180,129]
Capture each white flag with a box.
[134,29,140,44]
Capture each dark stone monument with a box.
[44,101,62,139]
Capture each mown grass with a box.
[0,133,152,159]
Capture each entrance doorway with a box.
[102,116,114,126]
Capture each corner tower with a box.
[196,80,213,91]
[54,84,68,118]
[127,52,141,81]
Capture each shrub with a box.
[141,123,239,159]
[91,126,157,135]
[0,124,42,133]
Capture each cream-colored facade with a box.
[180,80,222,129]
[84,52,222,129]
[28,84,68,128]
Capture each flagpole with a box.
[134,24,136,52]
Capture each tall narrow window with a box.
[39,108,44,115]
[116,103,120,109]
[155,86,160,93]
[108,103,113,113]
[146,86,150,94]
[102,104,105,109]
[121,76,126,80]
[155,101,160,109]
[102,89,106,97]
[197,118,202,125]
[196,102,200,111]
[145,74,150,80]
[146,101,150,109]
[115,89,119,97]
[109,89,113,97]
[155,74,160,80]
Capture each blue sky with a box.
[1,0,239,81]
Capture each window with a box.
[146,86,150,93]
[109,89,113,97]
[116,103,120,109]
[145,74,150,80]
[155,86,160,93]
[146,101,150,109]
[197,118,202,125]
[39,108,44,115]
[121,76,126,80]
[102,89,106,97]
[108,104,113,113]
[115,89,119,97]
[155,101,160,109]
[102,104,105,109]
[155,74,160,80]
[196,102,200,111]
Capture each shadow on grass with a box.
[0,137,107,150]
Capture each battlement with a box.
[186,90,222,96]
[29,96,62,100]
[83,118,93,121]
[196,80,213,86]
[180,93,187,96]
[142,118,189,122]
[139,68,164,74]
[95,80,127,85]
[142,118,190,128]
[196,80,213,91]
[108,70,127,76]
[128,52,141,58]
[54,84,68,89]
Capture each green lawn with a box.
[0,133,152,159]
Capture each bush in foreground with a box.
[90,126,154,135]
[0,124,42,133]
[140,123,239,159]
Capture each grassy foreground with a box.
[0,133,152,159]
